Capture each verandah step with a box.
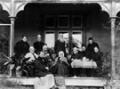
[0,75,107,89]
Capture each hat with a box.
[88,37,93,40]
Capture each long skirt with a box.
[51,62,69,76]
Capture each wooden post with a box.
[9,17,15,57]
[111,17,116,79]
[9,0,15,57]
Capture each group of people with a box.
[70,38,102,76]
[8,34,102,77]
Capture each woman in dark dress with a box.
[34,45,51,77]
[39,45,52,68]
[13,36,29,77]
[71,47,81,76]
[34,57,50,77]
[71,47,81,60]
[89,46,103,76]
[92,47,102,70]
[14,36,30,57]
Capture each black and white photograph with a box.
[0,0,119,89]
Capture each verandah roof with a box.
[0,0,119,3]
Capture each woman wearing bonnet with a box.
[51,51,69,76]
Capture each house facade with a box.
[0,0,120,88]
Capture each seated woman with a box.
[85,46,102,77]
[34,57,51,77]
[71,47,81,60]
[22,46,38,77]
[39,45,52,68]
[71,47,82,76]
[33,45,52,77]
[92,46,103,76]
[51,51,69,76]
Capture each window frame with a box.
[44,15,56,28]
[57,15,70,28]
[72,15,83,28]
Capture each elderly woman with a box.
[52,51,69,76]
[33,45,52,77]
[25,46,38,62]
[71,47,83,76]
[22,46,38,77]
[71,47,81,60]
[39,45,52,67]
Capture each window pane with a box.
[45,32,55,48]
[45,16,56,28]
[72,32,82,48]
[72,16,82,27]
[58,16,69,28]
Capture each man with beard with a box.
[54,34,66,56]
[33,34,45,55]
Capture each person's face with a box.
[73,47,78,54]
[58,34,63,40]
[37,35,41,41]
[94,47,99,53]
[59,51,64,58]
[22,36,27,42]
[82,46,86,51]
[89,39,93,44]
[30,47,35,53]
[43,46,48,52]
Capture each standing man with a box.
[86,37,99,59]
[54,34,66,56]
[33,34,45,55]
[14,35,30,58]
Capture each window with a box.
[72,31,82,48]
[45,32,55,48]
[72,15,82,28]
[45,15,56,28]
[58,15,69,28]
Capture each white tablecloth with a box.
[71,60,97,68]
